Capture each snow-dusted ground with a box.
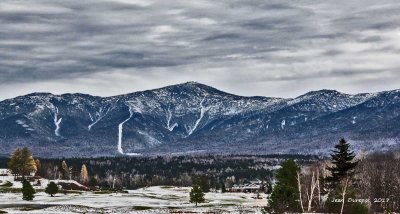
[0,176,85,190]
[0,186,267,214]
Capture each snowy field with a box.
[0,186,267,213]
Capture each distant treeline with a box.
[0,154,317,189]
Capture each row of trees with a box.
[268,138,399,213]
[7,147,94,200]
[8,147,90,183]
[18,154,301,190]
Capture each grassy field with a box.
[0,186,267,213]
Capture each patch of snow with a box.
[16,120,25,125]
[0,185,267,213]
[138,130,162,146]
[187,96,207,136]
[124,152,141,156]
[128,99,144,113]
[118,105,134,154]
[166,108,178,131]
[53,107,62,137]
[51,179,87,188]
[88,107,110,131]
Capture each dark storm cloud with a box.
[0,0,400,99]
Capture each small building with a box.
[0,168,12,176]
[0,168,15,184]
[228,179,263,193]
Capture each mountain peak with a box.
[303,89,342,96]
[155,81,234,97]
[25,92,54,97]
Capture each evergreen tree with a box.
[80,164,89,184]
[268,159,301,213]
[221,182,226,193]
[215,182,220,191]
[89,177,97,188]
[326,138,358,185]
[266,183,273,194]
[45,182,59,197]
[193,175,210,192]
[324,138,359,214]
[189,184,205,206]
[22,179,35,201]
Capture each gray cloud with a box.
[0,0,400,100]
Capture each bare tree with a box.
[298,163,323,213]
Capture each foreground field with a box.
[0,186,267,213]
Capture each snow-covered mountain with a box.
[0,82,399,157]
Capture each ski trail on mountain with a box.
[187,96,207,136]
[118,104,141,156]
[88,107,110,130]
[118,106,133,154]
[53,107,62,136]
[166,108,178,131]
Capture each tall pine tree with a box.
[268,159,302,213]
[326,139,358,186]
[324,138,360,214]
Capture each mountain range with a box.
[0,82,399,157]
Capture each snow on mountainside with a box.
[0,82,399,157]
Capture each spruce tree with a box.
[22,179,35,201]
[324,138,359,214]
[221,182,226,193]
[89,177,97,189]
[189,184,205,206]
[268,159,302,213]
[326,138,358,186]
[45,182,59,197]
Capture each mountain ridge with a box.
[6,82,396,102]
[0,82,399,157]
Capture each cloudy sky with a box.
[1,0,400,100]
